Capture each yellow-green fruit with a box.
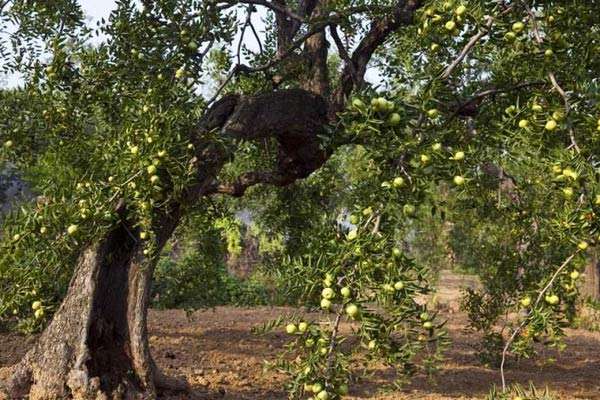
[552,111,564,121]
[298,322,308,333]
[175,67,186,78]
[453,175,465,186]
[140,231,148,240]
[340,287,351,298]
[362,206,373,216]
[518,119,529,128]
[305,338,315,347]
[403,204,416,216]
[150,175,160,184]
[312,383,323,393]
[147,165,157,174]
[352,98,365,109]
[520,296,531,307]
[427,108,439,118]
[320,298,332,309]
[453,150,465,160]
[430,43,440,52]
[4,140,13,148]
[347,229,358,240]
[32,301,42,311]
[432,142,442,151]
[420,312,430,321]
[570,270,580,280]
[445,20,456,31]
[39,227,47,234]
[545,294,559,305]
[392,177,405,188]
[392,247,401,257]
[188,41,198,51]
[34,309,44,319]
[578,241,589,250]
[504,32,517,41]
[512,21,525,33]
[285,323,297,334]
[596,194,600,205]
[317,390,330,400]
[130,146,139,155]
[388,113,401,125]
[562,187,574,198]
[420,154,430,164]
[552,165,562,174]
[322,287,335,300]
[545,119,558,131]
[67,224,78,235]
[455,5,467,16]
[367,340,376,349]
[545,49,554,57]
[157,150,167,157]
[423,321,433,329]
[532,103,543,112]
[394,281,405,290]
[12,233,21,241]
[349,214,359,224]
[338,384,349,395]
[345,303,359,318]
[383,283,395,293]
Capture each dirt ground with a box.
[2,272,600,399]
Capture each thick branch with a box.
[331,0,422,113]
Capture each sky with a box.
[3,1,379,89]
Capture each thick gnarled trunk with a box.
[1,222,175,399]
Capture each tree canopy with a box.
[1,0,600,399]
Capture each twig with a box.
[440,16,493,80]
[499,251,578,391]
[330,25,358,85]
[218,0,305,22]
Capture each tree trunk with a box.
[1,213,185,400]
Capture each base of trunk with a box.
[0,224,187,400]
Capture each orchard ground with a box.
[2,271,600,400]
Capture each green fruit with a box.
[520,296,531,307]
[322,287,335,299]
[427,108,439,118]
[403,204,416,216]
[545,49,554,57]
[545,294,559,305]
[298,322,308,332]
[392,177,405,187]
[317,390,330,400]
[453,175,465,186]
[423,321,433,329]
[352,98,365,109]
[340,287,351,298]
[3,140,13,148]
[388,113,401,125]
[545,119,558,131]
[32,301,42,310]
[419,312,430,321]
[67,224,78,235]
[349,214,359,224]
[432,142,442,151]
[504,32,517,41]
[345,303,359,318]
[147,165,157,174]
[578,241,589,250]
[305,338,315,347]
[320,298,332,310]
[453,150,465,160]
[285,324,297,334]
[394,281,405,290]
[347,229,358,240]
[455,5,467,16]
[562,187,574,198]
[383,284,395,293]
[420,154,430,164]
[34,309,44,319]
[338,384,349,395]
[445,20,456,31]
[188,41,198,51]
[518,119,529,128]
[312,383,323,393]
[430,43,440,52]
[532,103,543,112]
[512,21,525,33]
[570,270,580,280]
[392,247,402,257]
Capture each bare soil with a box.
[2,272,600,399]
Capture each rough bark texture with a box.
[0,89,329,400]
